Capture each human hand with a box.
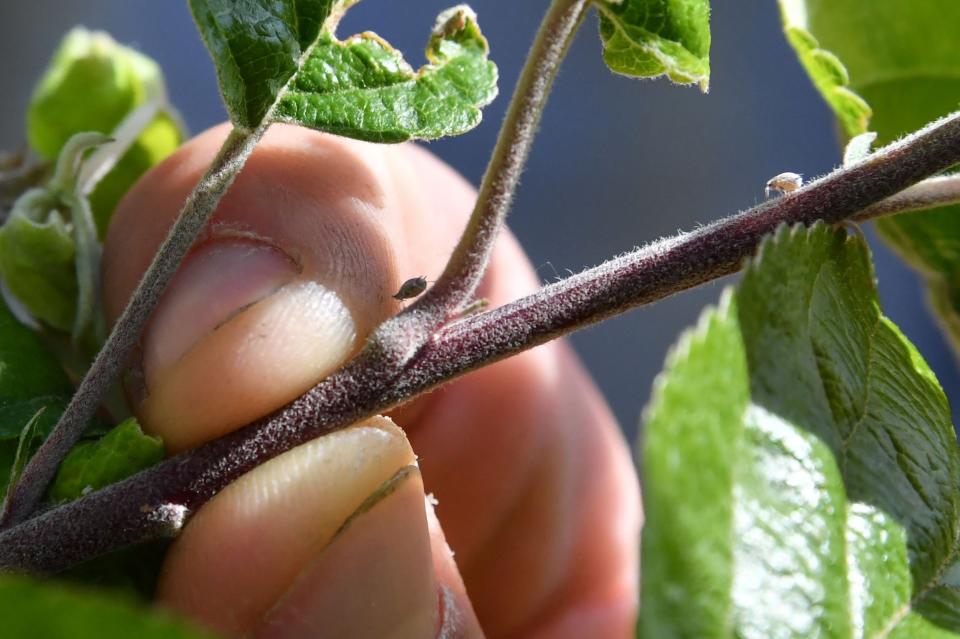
[103,124,640,638]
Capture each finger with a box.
[104,122,446,451]
[393,146,640,637]
[104,124,640,637]
[158,416,483,638]
[403,237,640,638]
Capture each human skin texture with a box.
[102,123,641,638]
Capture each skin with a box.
[103,123,641,638]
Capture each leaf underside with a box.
[190,0,498,141]
[597,0,711,91]
[640,224,960,637]
[778,0,960,353]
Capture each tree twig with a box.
[3,109,960,574]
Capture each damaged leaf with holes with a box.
[191,0,498,141]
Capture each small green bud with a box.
[27,27,183,235]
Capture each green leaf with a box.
[777,0,960,352]
[778,1,871,136]
[640,224,960,637]
[191,1,498,141]
[87,111,182,236]
[6,408,48,496]
[0,296,71,439]
[0,574,211,638]
[48,418,163,504]
[0,293,72,502]
[0,133,109,337]
[274,6,498,142]
[188,0,333,129]
[27,27,182,233]
[596,0,711,91]
[0,192,76,331]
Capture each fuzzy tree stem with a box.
[3,109,960,574]
[411,0,589,317]
[0,126,265,528]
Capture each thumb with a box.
[103,122,439,452]
[103,123,484,636]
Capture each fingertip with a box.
[104,124,482,451]
[259,466,438,639]
[157,416,417,637]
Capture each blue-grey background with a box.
[1,2,955,441]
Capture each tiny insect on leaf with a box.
[393,276,428,301]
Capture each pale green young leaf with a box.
[87,112,182,235]
[27,27,182,233]
[640,225,960,637]
[777,0,960,353]
[778,1,871,136]
[843,131,877,168]
[0,133,108,337]
[596,0,711,91]
[0,193,76,332]
[6,408,48,497]
[0,574,212,638]
[190,1,498,141]
[48,418,163,504]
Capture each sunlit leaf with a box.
[778,0,960,353]
[190,0,498,141]
[48,418,163,504]
[640,224,960,637]
[27,27,182,233]
[597,0,711,91]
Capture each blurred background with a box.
[1,1,955,442]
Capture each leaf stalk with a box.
[410,0,590,318]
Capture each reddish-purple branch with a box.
[2,110,960,575]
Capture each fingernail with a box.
[259,466,439,639]
[157,417,421,637]
[143,238,301,382]
[139,237,360,451]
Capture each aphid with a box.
[392,276,428,301]
[765,172,803,197]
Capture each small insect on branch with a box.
[766,172,803,197]
[393,276,429,301]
